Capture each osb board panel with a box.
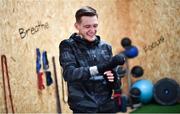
[129,0,180,82]
[0,0,126,113]
[114,0,180,94]
[0,0,64,113]
[0,0,180,113]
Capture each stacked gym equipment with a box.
[113,37,146,112]
[121,37,153,109]
[118,37,180,113]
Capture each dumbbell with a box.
[121,37,139,58]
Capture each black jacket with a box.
[59,33,117,112]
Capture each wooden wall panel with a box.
[129,0,180,82]
[0,0,179,113]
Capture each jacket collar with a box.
[70,33,100,47]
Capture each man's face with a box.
[75,16,98,42]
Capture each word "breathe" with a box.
[19,21,49,39]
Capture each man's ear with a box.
[74,22,79,29]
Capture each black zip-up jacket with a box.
[59,33,117,112]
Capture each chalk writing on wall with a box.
[143,36,165,53]
[18,21,49,39]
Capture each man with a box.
[59,6,125,113]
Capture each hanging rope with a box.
[1,55,15,113]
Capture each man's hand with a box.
[104,70,114,82]
[103,69,122,91]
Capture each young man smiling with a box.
[59,6,125,113]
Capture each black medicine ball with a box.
[121,37,132,48]
[131,66,144,78]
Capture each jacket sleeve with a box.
[59,40,91,82]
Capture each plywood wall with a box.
[112,0,180,94]
[0,0,179,113]
[128,0,180,83]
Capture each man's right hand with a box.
[104,70,114,82]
